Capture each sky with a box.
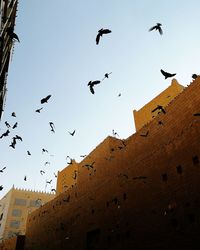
[1,0,200,197]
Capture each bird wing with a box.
[13,33,20,42]
[92,80,101,85]
[102,29,112,34]
[96,33,101,45]
[160,69,168,77]
[158,26,163,35]
[149,25,156,31]
[89,85,95,94]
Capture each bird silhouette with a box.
[118,93,121,97]
[152,105,166,114]
[15,135,22,141]
[102,72,112,81]
[46,179,52,184]
[11,112,16,117]
[96,28,112,45]
[68,130,76,136]
[42,148,48,154]
[40,170,45,175]
[112,129,119,137]
[0,129,10,139]
[41,95,51,104]
[192,74,199,80]
[0,185,3,191]
[44,162,50,166]
[49,122,55,133]
[80,154,87,158]
[54,173,57,178]
[9,138,16,149]
[5,121,10,128]
[0,167,6,173]
[88,80,101,94]
[24,176,27,181]
[160,69,176,79]
[6,27,20,42]
[66,156,73,165]
[27,151,31,156]
[12,122,18,129]
[35,108,43,113]
[149,23,163,35]
[51,189,56,192]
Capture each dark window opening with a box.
[193,155,199,165]
[86,228,101,250]
[176,165,182,174]
[123,193,127,200]
[106,201,109,208]
[162,173,168,182]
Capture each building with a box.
[23,77,200,249]
[133,79,184,131]
[0,0,18,121]
[0,186,55,241]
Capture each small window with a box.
[14,198,26,206]
[12,209,22,217]
[10,220,20,229]
[192,156,199,165]
[162,173,168,182]
[30,200,41,207]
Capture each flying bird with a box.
[66,156,73,165]
[40,170,45,175]
[42,148,48,154]
[24,176,27,181]
[102,72,112,81]
[6,27,20,42]
[112,129,119,137]
[41,95,51,104]
[15,135,22,141]
[9,138,16,149]
[0,129,10,139]
[46,179,52,184]
[88,80,101,94]
[96,28,112,45]
[11,112,16,117]
[51,189,56,192]
[35,108,43,113]
[152,105,166,114]
[68,130,76,136]
[160,69,176,79]
[0,167,6,173]
[118,93,121,97]
[149,23,163,35]
[12,122,18,129]
[49,122,55,133]
[27,151,31,156]
[0,185,3,191]
[44,162,50,166]
[5,121,10,128]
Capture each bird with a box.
[27,151,31,156]
[118,93,121,97]
[41,95,51,104]
[11,112,16,117]
[15,135,22,141]
[9,138,16,149]
[0,167,6,173]
[35,108,43,113]
[102,72,112,81]
[24,176,27,181]
[66,156,73,165]
[88,80,101,94]
[40,170,45,175]
[140,131,149,137]
[192,74,199,80]
[0,129,10,139]
[42,148,48,154]
[160,69,176,79]
[112,129,119,137]
[152,105,166,114]
[149,23,163,35]
[68,130,76,136]
[83,162,95,170]
[12,122,18,129]
[51,189,56,192]
[46,179,52,184]
[49,122,55,133]
[96,28,112,45]
[54,173,57,178]
[0,185,3,191]
[5,121,10,128]
[6,27,20,42]
[44,162,50,166]
[80,155,87,158]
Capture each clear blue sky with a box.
[1,0,200,197]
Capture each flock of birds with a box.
[0,22,198,193]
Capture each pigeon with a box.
[40,170,45,175]
[66,156,73,165]
[15,135,22,141]
[102,72,112,81]
[149,23,163,35]
[12,122,18,129]
[192,74,199,80]
[24,176,27,181]
[42,148,48,154]
[5,121,10,128]
[41,95,51,104]
[0,185,3,191]
[11,112,16,117]
[0,167,6,173]
[80,155,87,158]
[49,122,55,133]
[27,151,31,156]
[152,105,166,114]
[46,179,52,184]
[118,93,121,97]
[9,138,16,149]
[51,189,56,192]
[96,28,112,45]
[160,69,176,79]
[0,129,10,139]
[68,130,76,136]
[112,129,119,137]
[88,80,101,94]
[6,27,20,42]
[35,108,43,113]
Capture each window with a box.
[14,198,26,206]
[12,209,22,217]
[10,220,20,229]
[29,200,41,207]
